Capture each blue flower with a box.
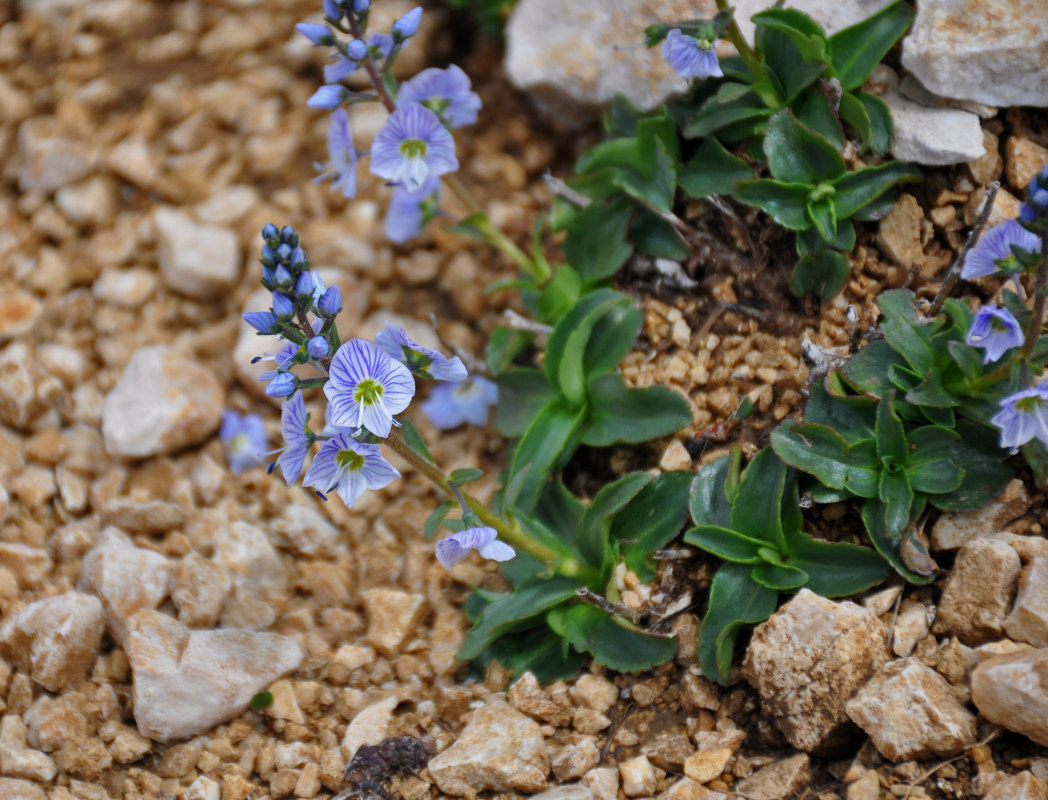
[385,176,440,243]
[297,22,334,46]
[375,323,467,381]
[371,103,458,192]
[324,339,415,437]
[992,384,1048,449]
[392,6,422,40]
[308,85,347,109]
[325,54,359,84]
[318,285,343,316]
[435,526,514,570]
[276,392,313,484]
[315,109,357,199]
[966,306,1024,364]
[396,65,481,129]
[662,28,722,80]
[302,433,400,507]
[962,218,1043,279]
[244,310,279,334]
[368,33,393,57]
[220,411,268,475]
[264,372,299,398]
[421,377,498,430]
[323,0,340,19]
[272,292,294,319]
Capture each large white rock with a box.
[730,0,895,44]
[882,90,986,165]
[102,345,224,458]
[126,609,302,742]
[153,206,241,298]
[1005,558,1048,647]
[0,592,104,692]
[972,649,1048,747]
[902,0,1048,108]
[212,521,288,630]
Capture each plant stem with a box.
[714,0,773,98]
[384,427,589,578]
[1020,229,1048,364]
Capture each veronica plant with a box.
[685,448,888,683]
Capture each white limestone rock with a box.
[0,592,104,692]
[1005,558,1048,648]
[901,0,1048,108]
[213,521,288,630]
[126,609,302,742]
[730,0,895,45]
[427,698,550,798]
[102,345,224,458]
[882,90,985,165]
[972,649,1048,747]
[153,206,241,298]
[341,696,398,761]
[17,116,98,193]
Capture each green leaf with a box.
[752,8,829,61]
[613,471,694,581]
[534,480,586,554]
[793,87,845,149]
[458,575,585,660]
[828,1,914,90]
[789,246,849,299]
[906,426,963,495]
[505,401,586,514]
[861,498,936,584]
[424,500,454,540]
[698,563,778,684]
[548,604,677,673]
[751,562,809,591]
[877,290,936,375]
[629,209,692,259]
[678,137,752,198]
[250,691,274,712]
[486,326,533,377]
[544,289,631,407]
[689,454,734,528]
[806,196,838,241]
[905,372,962,409]
[450,468,484,485]
[805,380,876,441]
[581,374,691,447]
[730,448,788,550]
[856,92,893,155]
[733,179,813,230]
[764,109,846,184]
[933,423,1013,511]
[781,527,889,596]
[877,468,914,539]
[564,201,634,285]
[495,368,556,438]
[577,472,653,568]
[537,265,582,322]
[838,91,873,152]
[844,338,907,397]
[486,625,586,683]
[400,416,433,463]
[684,86,772,139]
[583,301,644,379]
[832,162,923,220]
[685,525,767,563]
[875,393,908,464]
[756,23,828,104]
[771,421,880,495]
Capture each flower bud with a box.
[323,0,340,20]
[353,0,369,10]
[307,336,331,359]
[291,246,307,269]
[297,22,335,46]
[347,38,368,60]
[294,271,315,301]
[392,6,421,40]
[262,222,279,240]
[281,225,298,245]
[244,311,279,334]
[273,264,294,288]
[264,372,298,398]
[318,285,343,316]
[261,266,275,290]
[272,292,295,319]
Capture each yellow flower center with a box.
[400,139,427,158]
[354,378,384,406]
[336,448,365,471]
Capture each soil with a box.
[3,1,1048,799]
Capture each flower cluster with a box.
[297,2,481,242]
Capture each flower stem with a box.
[384,427,590,578]
[1020,229,1048,364]
[714,0,775,101]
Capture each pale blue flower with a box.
[436,526,514,570]
[371,103,458,192]
[963,219,1043,279]
[318,285,342,316]
[276,392,313,484]
[421,377,498,430]
[220,411,267,475]
[385,176,440,243]
[966,306,1024,363]
[264,372,298,398]
[396,65,481,129]
[308,85,347,109]
[325,55,359,84]
[993,384,1048,449]
[662,28,722,80]
[375,323,467,381]
[368,33,393,57]
[297,22,334,46]
[324,339,415,437]
[392,6,422,39]
[302,433,400,507]
[315,109,357,199]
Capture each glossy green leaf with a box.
[906,426,963,495]
[838,91,873,152]
[506,401,586,513]
[933,423,1013,511]
[844,338,907,397]
[548,604,677,673]
[684,86,772,139]
[771,421,880,494]
[564,201,634,285]
[400,416,433,463]
[577,472,653,568]
[804,381,876,441]
[828,1,915,90]
[793,87,844,149]
[678,137,752,198]
[789,246,849,299]
[534,479,586,549]
[832,162,923,219]
[495,368,556,438]
[689,453,734,528]
[730,447,788,550]
[875,393,908,464]
[486,326,533,377]
[698,563,778,684]
[856,92,893,155]
[751,561,808,590]
[580,374,691,447]
[764,109,846,184]
[861,498,936,584]
[752,8,829,61]
[733,179,813,230]
[877,468,914,539]
[685,523,766,563]
[906,372,962,409]
[799,217,855,254]
[877,290,936,375]
[757,23,828,104]
[781,527,889,596]
[537,265,582,322]
[806,196,838,241]
[487,625,585,683]
[583,301,643,379]
[614,471,694,581]
[629,209,691,259]
[458,575,585,660]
